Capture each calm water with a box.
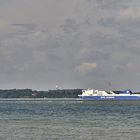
[0,99,140,140]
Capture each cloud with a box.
[75,62,97,74]
[0,0,140,91]
[118,7,140,21]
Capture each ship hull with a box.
[78,95,140,100]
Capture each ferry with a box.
[78,89,140,100]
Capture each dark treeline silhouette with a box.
[0,89,82,98]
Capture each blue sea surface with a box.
[0,99,140,140]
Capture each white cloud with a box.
[118,7,140,21]
[75,62,97,74]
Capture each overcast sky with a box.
[0,0,140,91]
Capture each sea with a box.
[0,99,140,140]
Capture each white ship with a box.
[78,89,140,100]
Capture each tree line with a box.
[0,89,82,98]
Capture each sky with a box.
[0,0,140,91]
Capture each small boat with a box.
[78,89,140,100]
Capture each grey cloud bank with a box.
[0,0,140,91]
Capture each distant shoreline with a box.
[0,89,82,98]
[0,89,140,98]
[0,98,80,101]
